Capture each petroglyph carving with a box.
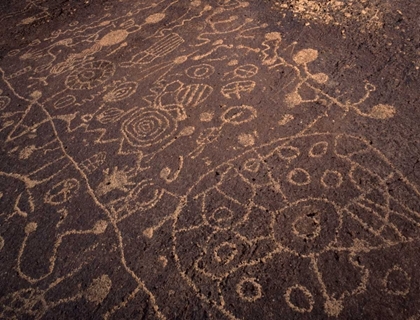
[237,132,256,147]
[0,95,11,111]
[173,133,420,319]
[103,81,138,102]
[285,285,314,313]
[287,168,311,186]
[97,107,125,124]
[276,199,340,254]
[160,156,184,183]
[175,83,213,108]
[185,64,215,79]
[199,111,214,122]
[80,152,107,174]
[126,33,184,66]
[222,64,258,81]
[383,266,411,296]
[84,275,112,304]
[96,166,136,196]
[121,108,178,148]
[44,179,80,205]
[53,95,77,109]
[0,236,4,251]
[0,1,414,319]
[221,105,257,125]
[221,80,256,99]
[189,126,223,159]
[321,170,344,189]
[65,61,115,90]
[287,51,395,119]
[236,277,263,302]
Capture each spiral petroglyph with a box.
[122,108,177,148]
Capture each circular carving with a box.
[65,60,115,90]
[383,266,411,296]
[274,199,340,255]
[287,168,311,186]
[277,146,300,161]
[233,64,258,78]
[221,105,257,125]
[53,95,76,109]
[236,277,263,302]
[214,242,238,265]
[285,285,314,313]
[309,141,328,158]
[185,64,215,79]
[208,206,234,229]
[321,170,343,189]
[122,108,177,148]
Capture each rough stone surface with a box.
[0,0,419,319]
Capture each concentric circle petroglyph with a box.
[122,108,177,148]
[185,64,215,79]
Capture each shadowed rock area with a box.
[0,0,419,319]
